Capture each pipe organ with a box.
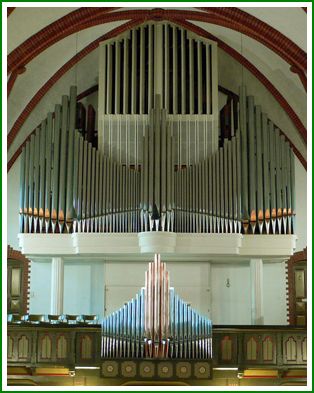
[19,23,296,236]
[19,85,296,235]
[101,254,212,359]
[98,22,218,164]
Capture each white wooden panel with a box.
[105,285,210,318]
[210,263,251,325]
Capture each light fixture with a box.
[74,366,100,370]
[213,367,238,371]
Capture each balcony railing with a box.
[7,318,306,375]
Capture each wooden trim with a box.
[7,245,30,314]
[7,7,15,17]
[286,248,307,325]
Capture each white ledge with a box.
[18,233,297,261]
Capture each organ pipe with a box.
[101,254,212,359]
[19,83,296,235]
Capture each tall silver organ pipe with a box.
[98,22,218,168]
[140,95,174,232]
[101,254,212,359]
[19,84,296,235]
[18,23,297,236]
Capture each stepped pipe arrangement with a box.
[140,95,175,232]
[101,254,212,359]
[19,86,141,234]
[19,84,295,235]
[173,86,296,235]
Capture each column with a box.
[250,259,264,325]
[50,257,64,315]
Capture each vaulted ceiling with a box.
[7,6,307,171]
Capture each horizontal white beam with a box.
[18,233,297,261]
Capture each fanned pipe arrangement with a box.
[238,86,295,234]
[173,137,242,234]
[19,86,295,235]
[173,87,295,234]
[101,254,212,359]
[19,86,141,234]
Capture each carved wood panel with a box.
[242,333,277,365]
[37,331,73,364]
[76,332,100,365]
[286,248,307,326]
[282,333,307,365]
[7,246,30,315]
[7,331,33,363]
[215,334,238,364]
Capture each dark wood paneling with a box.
[7,246,30,315]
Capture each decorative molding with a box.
[7,7,15,17]
[7,72,18,98]
[7,245,30,314]
[7,7,121,74]
[8,7,306,75]
[286,248,307,325]
[290,65,307,91]
[18,233,297,260]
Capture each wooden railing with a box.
[212,325,306,369]
[7,323,306,371]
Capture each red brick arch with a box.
[7,7,15,17]
[7,18,145,151]
[7,18,307,171]
[8,7,306,76]
[174,19,307,144]
[7,7,307,153]
[196,7,306,71]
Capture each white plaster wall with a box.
[29,259,105,316]
[210,263,251,325]
[63,260,105,316]
[263,262,287,325]
[294,158,307,252]
[104,261,211,317]
[7,158,20,250]
[29,260,51,314]
[217,48,306,159]
[28,258,289,325]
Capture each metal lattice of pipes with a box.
[98,22,219,166]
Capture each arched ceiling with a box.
[6,6,307,171]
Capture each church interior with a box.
[6,5,309,388]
